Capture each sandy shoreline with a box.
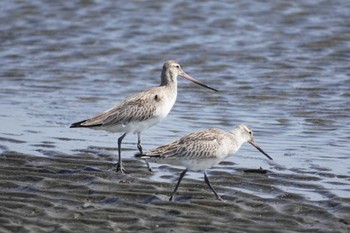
[0,151,349,233]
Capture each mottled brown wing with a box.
[80,90,158,127]
[147,128,224,159]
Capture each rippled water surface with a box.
[1,0,349,200]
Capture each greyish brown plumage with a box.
[71,89,161,129]
[136,124,272,201]
[70,60,218,173]
[143,128,228,161]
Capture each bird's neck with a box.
[229,128,246,150]
[160,70,177,87]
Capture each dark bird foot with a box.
[114,162,126,174]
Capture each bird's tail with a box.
[70,120,87,128]
[70,119,102,128]
[134,152,160,159]
[134,152,145,158]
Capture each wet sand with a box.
[0,151,349,233]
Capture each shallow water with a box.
[1,0,349,204]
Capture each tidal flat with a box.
[0,151,348,233]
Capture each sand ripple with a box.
[0,151,349,232]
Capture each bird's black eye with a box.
[176,65,180,68]
[248,131,252,135]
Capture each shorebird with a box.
[136,124,272,201]
[70,60,218,173]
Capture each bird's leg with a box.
[204,171,223,201]
[115,133,127,173]
[169,169,187,201]
[137,133,152,172]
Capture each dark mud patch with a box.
[0,151,349,232]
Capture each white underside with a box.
[147,157,224,171]
[180,158,223,171]
[93,116,163,134]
